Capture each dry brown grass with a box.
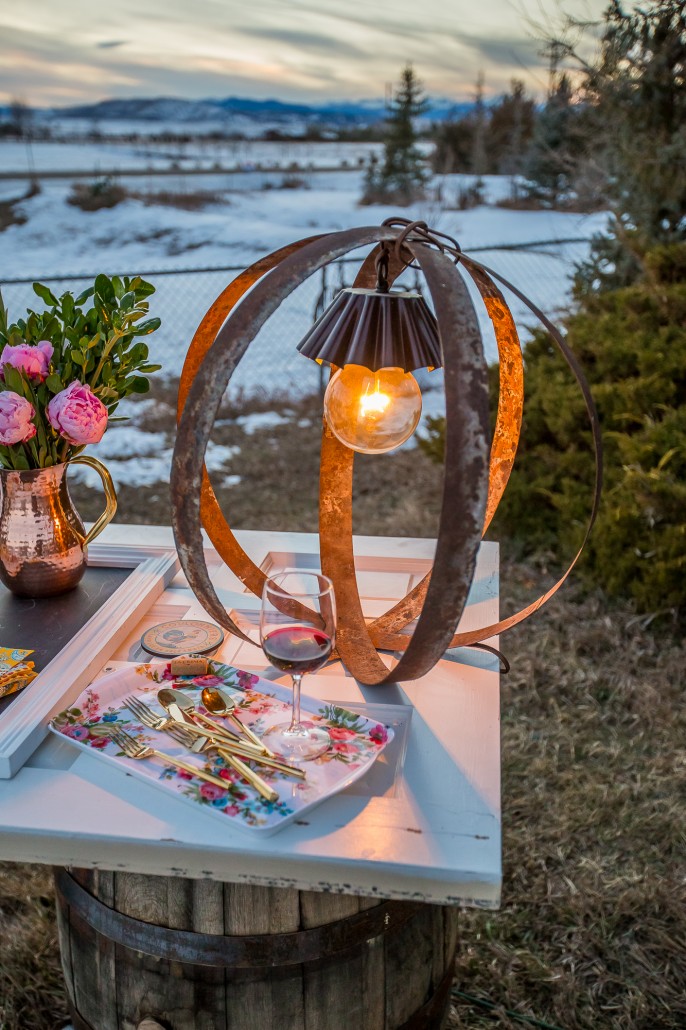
[1,384,684,1029]
[133,189,228,210]
[0,865,66,1030]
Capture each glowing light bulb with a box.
[323,364,423,455]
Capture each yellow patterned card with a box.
[0,647,34,674]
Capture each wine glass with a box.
[260,571,336,761]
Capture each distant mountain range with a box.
[29,94,473,128]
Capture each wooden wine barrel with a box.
[54,867,459,1030]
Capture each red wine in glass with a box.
[260,572,336,761]
[262,626,333,675]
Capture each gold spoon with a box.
[157,687,261,752]
[201,686,275,757]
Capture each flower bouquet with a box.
[0,274,161,468]
[0,275,162,596]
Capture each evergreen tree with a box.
[418,2,686,620]
[489,80,536,176]
[524,73,586,205]
[432,79,535,181]
[361,65,429,205]
[566,1,685,291]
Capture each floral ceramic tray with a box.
[49,661,394,836]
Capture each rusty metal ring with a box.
[172,226,490,685]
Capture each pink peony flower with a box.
[0,391,36,445]
[333,741,357,754]
[47,381,108,445]
[192,674,223,687]
[328,727,357,741]
[369,724,388,746]
[65,724,89,740]
[237,670,259,689]
[0,340,53,382]
[199,782,227,801]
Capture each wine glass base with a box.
[270,723,331,761]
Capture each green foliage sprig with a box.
[417,244,686,622]
[0,274,161,470]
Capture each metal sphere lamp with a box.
[171,219,601,686]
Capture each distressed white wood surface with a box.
[0,542,179,779]
[0,525,501,908]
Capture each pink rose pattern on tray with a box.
[52,661,392,831]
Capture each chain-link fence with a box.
[1,237,590,404]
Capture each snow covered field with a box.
[1,141,608,402]
[1,138,387,175]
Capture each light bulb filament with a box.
[359,379,390,417]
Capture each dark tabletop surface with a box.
[0,565,131,715]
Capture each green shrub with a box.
[417,243,686,620]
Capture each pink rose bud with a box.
[0,391,37,445]
[0,340,53,382]
[47,381,108,445]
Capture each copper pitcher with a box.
[0,456,117,597]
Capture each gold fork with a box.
[164,723,306,781]
[107,726,231,791]
[160,723,280,801]
[125,694,262,754]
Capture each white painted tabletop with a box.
[0,525,501,909]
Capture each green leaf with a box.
[0,289,7,335]
[133,278,156,299]
[70,348,86,367]
[128,376,150,393]
[94,274,115,304]
[132,318,161,337]
[12,450,30,470]
[45,373,64,394]
[74,287,94,306]
[32,282,58,306]
[61,293,74,323]
[138,363,162,373]
[111,275,124,298]
[3,365,27,396]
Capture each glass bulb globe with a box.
[323,365,423,455]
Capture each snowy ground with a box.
[0,141,608,490]
[0,152,608,390]
[1,138,387,175]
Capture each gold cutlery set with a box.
[107,686,306,804]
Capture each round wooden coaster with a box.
[140,619,224,658]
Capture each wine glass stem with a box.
[290,673,303,730]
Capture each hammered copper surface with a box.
[0,464,87,597]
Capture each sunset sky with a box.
[0,0,607,108]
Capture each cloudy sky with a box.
[1,0,607,108]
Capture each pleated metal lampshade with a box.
[297,288,443,372]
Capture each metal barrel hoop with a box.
[172,226,601,682]
[319,242,525,652]
[172,226,402,645]
[319,241,493,684]
[369,253,602,653]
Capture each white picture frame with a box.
[0,541,179,779]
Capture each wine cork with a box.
[170,654,209,677]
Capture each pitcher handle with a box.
[68,455,118,547]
